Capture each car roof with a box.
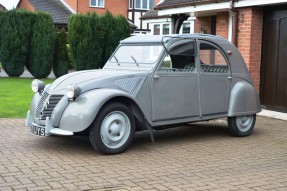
[121,34,229,44]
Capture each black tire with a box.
[228,114,256,137]
[89,102,135,155]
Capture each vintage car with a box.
[26,34,262,154]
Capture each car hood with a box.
[46,69,148,94]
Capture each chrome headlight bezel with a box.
[66,84,81,100]
[32,79,45,93]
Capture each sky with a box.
[0,0,19,10]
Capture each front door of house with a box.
[261,6,287,112]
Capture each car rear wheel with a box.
[89,102,135,155]
[228,114,256,137]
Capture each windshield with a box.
[110,45,164,64]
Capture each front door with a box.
[198,41,231,116]
[151,42,200,122]
[261,7,287,112]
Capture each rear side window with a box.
[200,43,228,73]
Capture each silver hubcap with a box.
[100,111,131,149]
[236,115,254,132]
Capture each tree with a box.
[27,12,55,79]
[68,12,130,71]
[0,10,34,77]
[53,28,69,78]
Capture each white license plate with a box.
[30,124,46,137]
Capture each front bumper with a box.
[26,110,73,136]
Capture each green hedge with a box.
[0,10,55,78]
[53,28,69,78]
[0,10,34,77]
[68,11,130,71]
[27,12,55,78]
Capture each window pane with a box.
[111,45,163,64]
[149,0,154,9]
[200,43,228,73]
[153,24,160,35]
[135,0,141,8]
[182,23,190,34]
[143,0,147,9]
[163,24,169,35]
[98,0,104,7]
[129,0,133,9]
[90,0,96,6]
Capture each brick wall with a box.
[77,0,128,18]
[216,12,229,39]
[195,16,212,34]
[236,7,263,91]
[18,0,34,11]
[63,0,77,12]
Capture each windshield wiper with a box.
[113,55,120,66]
[131,55,139,66]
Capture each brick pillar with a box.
[236,7,263,91]
[216,12,229,39]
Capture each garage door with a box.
[261,7,287,112]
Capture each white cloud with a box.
[0,0,20,10]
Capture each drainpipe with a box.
[229,0,238,46]
[77,0,79,13]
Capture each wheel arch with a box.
[101,96,148,131]
[59,89,148,133]
[228,81,262,117]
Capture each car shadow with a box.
[29,120,261,155]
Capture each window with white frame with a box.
[153,24,160,35]
[135,0,154,9]
[182,22,190,34]
[90,0,105,8]
[162,24,170,35]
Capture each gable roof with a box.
[0,3,6,10]
[18,0,72,24]
[155,0,228,10]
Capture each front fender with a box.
[228,81,262,116]
[59,89,139,132]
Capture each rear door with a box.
[198,41,231,116]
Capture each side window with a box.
[200,43,228,73]
[159,40,196,72]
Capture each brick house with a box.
[143,0,287,112]
[17,0,75,28]
[0,3,6,10]
[18,0,162,33]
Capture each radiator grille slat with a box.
[35,92,64,120]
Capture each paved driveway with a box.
[0,117,286,191]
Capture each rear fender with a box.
[228,81,262,117]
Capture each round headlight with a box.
[32,79,45,93]
[66,84,81,100]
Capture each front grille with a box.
[35,92,49,118]
[36,93,64,120]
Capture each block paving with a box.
[0,116,287,190]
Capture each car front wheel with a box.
[89,102,135,155]
[228,114,256,137]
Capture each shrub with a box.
[0,10,34,77]
[68,11,130,70]
[53,28,69,78]
[27,12,55,79]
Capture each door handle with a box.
[228,76,232,80]
[153,75,160,79]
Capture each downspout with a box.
[77,0,79,13]
[230,0,238,46]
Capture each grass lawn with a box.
[0,78,54,118]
